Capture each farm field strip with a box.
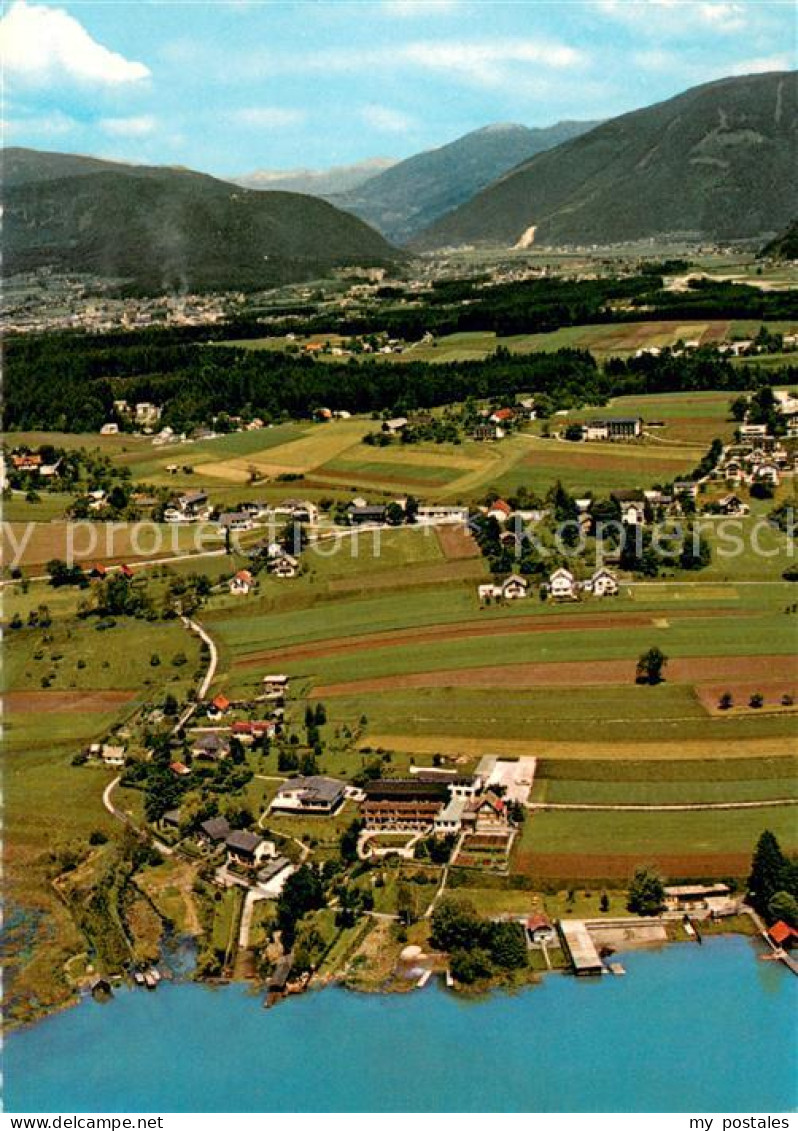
[231,606,756,668]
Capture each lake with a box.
[4,937,796,1113]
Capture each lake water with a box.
[4,937,796,1113]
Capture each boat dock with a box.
[558,920,604,976]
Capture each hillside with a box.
[329,121,597,244]
[231,158,398,196]
[760,220,798,260]
[412,72,798,250]
[2,148,402,292]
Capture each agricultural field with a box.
[514,804,797,881]
[217,319,798,366]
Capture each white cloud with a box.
[5,109,78,137]
[361,104,415,133]
[698,3,747,31]
[228,107,306,128]
[595,0,749,34]
[0,0,150,86]
[382,0,459,15]
[727,53,793,74]
[100,115,157,137]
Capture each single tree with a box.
[636,646,668,685]
[627,866,666,916]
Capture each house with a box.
[611,490,647,526]
[583,417,642,441]
[462,791,508,834]
[768,921,798,949]
[740,423,769,441]
[100,744,126,767]
[673,481,699,500]
[433,794,468,837]
[198,816,231,846]
[229,569,254,595]
[584,568,619,597]
[218,512,253,533]
[517,396,537,419]
[487,499,513,522]
[262,674,289,698]
[191,733,230,761]
[415,505,470,525]
[161,808,182,831]
[501,574,529,600]
[473,423,504,442]
[231,720,277,742]
[489,407,515,426]
[90,563,108,580]
[362,779,450,831]
[753,463,780,486]
[225,830,271,870]
[270,776,347,816]
[170,761,191,777]
[119,564,134,580]
[717,494,750,516]
[271,500,319,523]
[526,914,556,945]
[548,567,577,600]
[268,553,299,578]
[663,884,731,912]
[207,694,231,720]
[314,407,333,422]
[382,417,408,434]
[100,423,119,435]
[347,504,387,526]
[11,453,42,472]
[135,402,162,426]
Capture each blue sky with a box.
[2,0,794,176]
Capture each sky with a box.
[1,0,795,177]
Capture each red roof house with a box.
[768,921,798,948]
[211,694,231,713]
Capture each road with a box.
[528,799,798,813]
[101,775,173,855]
[172,617,218,733]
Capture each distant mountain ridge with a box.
[412,72,798,250]
[2,148,402,293]
[231,158,398,197]
[328,120,599,244]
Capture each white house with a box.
[501,574,529,600]
[229,569,254,595]
[269,553,299,578]
[584,568,619,597]
[548,567,577,600]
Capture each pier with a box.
[558,920,604,976]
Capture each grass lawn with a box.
[517,805,797,860]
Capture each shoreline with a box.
[5,914,768,1034]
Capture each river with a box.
[3,937,796,1112]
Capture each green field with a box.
[517,805,797,860]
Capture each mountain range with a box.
[231,158,398,197]
[326,121,598,244]
[2,150,401,292]
[412,72,798,250]
[5,72,796,293]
